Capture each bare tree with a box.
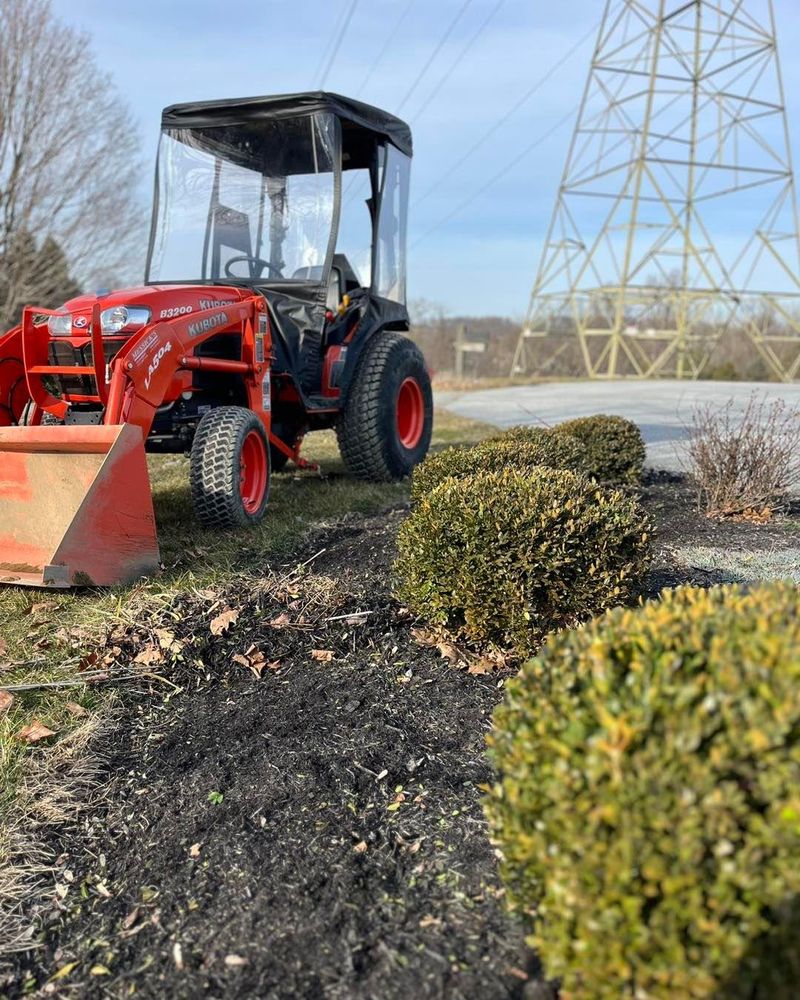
[0,0,145,329]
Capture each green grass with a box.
[0,411,492,860]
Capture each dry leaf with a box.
[467,658,494,676]
[410,627,437,647]
[49,962,78,981]
[210,608,239,636]
[155,628,183,654]
[311,649,334,662]
[189,843,202,858]
[25,600,57,617]
[134,645,164,666]
[65,701,88,718]
[419,915,441,929]
[268,612,290,629]
[231,654,251,670]
[78,651,98,671]
[0,690,13,716]
[122,907,140,930]
[436,642,461,664]
[0,638,7,658]
[353,840,368,854]
[224,954,248,967]
[17,720,56,743]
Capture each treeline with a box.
[408,302,782,382]
[0,0,144,332]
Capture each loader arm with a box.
[0,325,27,427]
[106,295,271,438]
[0,294,272,588]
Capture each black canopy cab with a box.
[145,91,412,400]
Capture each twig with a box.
[294,548,327,572]
[0,669,180,694]
[0,674,128,692]
[321,611,373,623]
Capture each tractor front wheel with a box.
[190,407,271,527]
[336,333,433,481]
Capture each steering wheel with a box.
[224,255,283,280]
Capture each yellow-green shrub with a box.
[395,468,650,656]
[495,416,646,483]
[557,414,646,483]
[486,582,800,1000]
[410,432,588,503]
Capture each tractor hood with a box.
[53,285,250,340]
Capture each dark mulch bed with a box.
[7,474,798,999]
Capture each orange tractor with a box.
[0,93,432,588]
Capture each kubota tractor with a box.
[0,92,432,588]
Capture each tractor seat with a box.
[292,265,342,311]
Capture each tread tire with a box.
[190,407,271,528]
[336,333,433,482]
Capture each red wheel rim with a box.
[240,430,268,514]
[396,377,425,449]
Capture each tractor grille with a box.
[47,340,121,396]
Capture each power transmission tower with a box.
[513,0,800,382]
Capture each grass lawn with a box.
[0,410,492,918]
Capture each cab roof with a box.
[161,91,413,159]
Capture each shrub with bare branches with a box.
[686,395,800,519]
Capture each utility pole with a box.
[514,0,800,382]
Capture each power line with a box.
[396,0,475,113]
[312,3,350,86]
[410,105,578,249]
[412,0,507,121]
[412,19,598,209]
[356,0,418,97]
[318,0,361,89]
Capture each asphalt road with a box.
[437,380,800,472]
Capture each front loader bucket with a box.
[0,425,159,588]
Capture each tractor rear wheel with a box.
[190,407,271,527]
[336,333,432,481]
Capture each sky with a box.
[50,0,800,317]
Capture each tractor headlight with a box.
[100,306,151,335]
[47,312,73,336]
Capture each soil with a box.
[6,474,798,1000]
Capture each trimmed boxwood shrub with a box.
[557,414,646,483]
[410,432,588,503]
[486,582,800,1000]
[395,467,650,656]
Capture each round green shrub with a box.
[556,414,646,483]
[410,432,588,503]
[486,582,800,1000]
[395,467,650,656]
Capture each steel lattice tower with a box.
[513,0,800,381]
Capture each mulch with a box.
[5,474,797,999]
